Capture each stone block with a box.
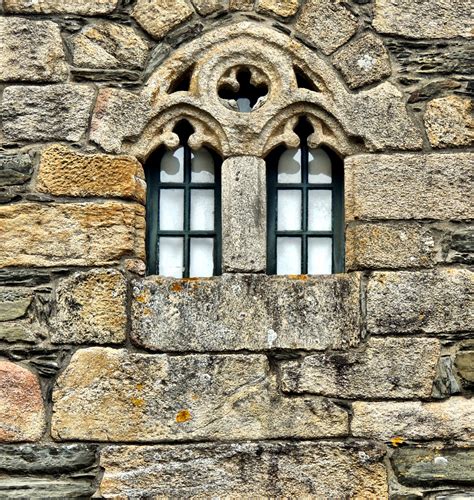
[0,321,42,344]
[51,270,127,345]
[98,441,388,498]
[2,85,95,142]
[352,397,474,441]
[373,0,473,39]
[345,153,474,221]
[3,0,119,14]
[0,289,32,321]
[366,269,473,334]
[333,32,391,89]
[0,478,96,499]
[132,0,194,40]
[222,157,266,273]
[424,96,474,148]
[229,0,253,10]
[295,0,358,55]
[36,145,146,203]
[131,273,362,352]
[0,153,33,187]
[456,351,474,386]
[191,0,228,15]
[52,348,349,442]
[256,0,300,17]
[280,337,440,398]
[0,361,45,442]
[0,18,68,83]
[0,202,145,268]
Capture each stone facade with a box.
[0,0,472,498]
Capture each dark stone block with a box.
[0,478,95,499]
[0,153,33,186]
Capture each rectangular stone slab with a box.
[131,273,362,351]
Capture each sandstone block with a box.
[424,96,474,148]
[229,0,254,10]
[3,0,119,14]
[191,0,227,15]
[98,441,388,498]
[0,289,32,321]
[256,0,300,18]
[51,270,127,345]
[36,145,146,203]
[132,0,194,40]
[295,0,358,55]
[0,18,67,83]
[280,337,440,398]
[367,269,473,334]
[0,153,33,187]
[131,273,362,352]
[352,397,474,441]
[456,351,474,386]
[0,361,45,442]
[0,202,145,268]
[345,153,474,221]
[52,348,349,442]
[2,85,95,142]
[0,321,41,344]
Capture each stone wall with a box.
[0,0,473,498]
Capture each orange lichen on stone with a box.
[130,397,144,408]
[176,409,192,423]
[390,436,405,447]
[288,275,309,281]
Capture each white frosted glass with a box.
[191,149,215,183]
[308,190,332,231]
[190,189,214,230]
[277,190,301,230]
[308,148,332,184]
[159,189,184,230]
[160,147,184,182]
[277,237,301,275]
[278,148,301,183]
[159,237,183,278]
[190,238,214,277]
[308,238,332,275]
[237,98,252,112]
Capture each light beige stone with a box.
[256,0,300,17]
[352,397,474,441]
[424,96,474,148]
[3,0,119,14]
[0,18,68,83]
[0,289,32,321]
[191,0,227,15]
[0,202,145,268]
[455,351,474,385]
[0,321,41,344]
[345,153,474,221]
[0,361,45,442]
[367,269,473,334]
[374,0,473,39]
[51,270,127,345]
[132,0,194,40]
[98,441,388,498]
[131,273,362,352]
[52,348,349,442]
[36,145,146,203]
[229,0,253,10]
[280,337,440,398]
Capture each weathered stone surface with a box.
[333,32,391,89]
[374,0,473,39]
[0,18,67,83]
[0,289,32,321]
[346,223,436,270]
[0,153,33,187]
[191,0,227,15]
[51,270,127,345]
[391,447,474,486]
[98,441,388,498]
[223,157,266,273]
[229,0,253,10]
[352,397,474,441]
[0,202,145,268]
[280,338,440,399]
[52,348,349,442]
[72,22,149,70]
[0,361,45,442]
[456,351,474,386]
[131,273,362,352]
[424,96,474,148]
[3,0,119,14]
[345,153,474,221]
[0,478,96,499]
[0,321,42,343]
[446,227,474,265]
[2,85,95,142]
[432,356,462,399]
[367,269,473,334]
[36,145,146,203]
[295,0,358,55]
[256,0,300,17]
[132,0,194,40]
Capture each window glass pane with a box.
[277,190,301,231]
[308,148,332,184]
[159,237,183,278]
[191,149,215,183]
[278,148,301,183]
[277,237,301,275]
[237,98,252,112]
[308,238,332,275]
[160,147,184,182]
[189,238,214,277]
[190,189,214,230]
[308,190,332,231]
[159,189,184,230]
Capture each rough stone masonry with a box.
[0,0,473,498]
